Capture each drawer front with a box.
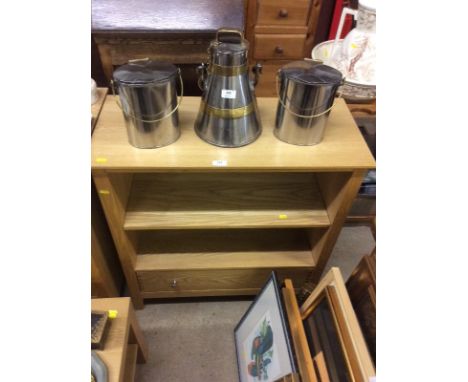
[137,268,310,297]
[254,34,306,60]
[254,62,285,97]
[257,0,310,26]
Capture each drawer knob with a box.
[275,46,284,54]
[170,279,177,288]
[279,9,288,18]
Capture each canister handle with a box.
[216,29,244,44]
[275,73,342,119]
[111,68,184,123]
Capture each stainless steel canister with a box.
[112,59,182,149]
[274,61,343,146]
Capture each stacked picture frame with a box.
[234,269,375,382]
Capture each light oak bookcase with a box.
[92,96,375,308]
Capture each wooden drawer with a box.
[257,0,310,26]
[254,62,284,97]
[254,34,306,60]
[136,268,309,298]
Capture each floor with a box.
[134,224,375,382]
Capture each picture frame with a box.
[298,268,375,382]
[234,272,297,382]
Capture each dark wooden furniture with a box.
[92,0,244,90]
[346,250,376,364]
[245,0,324,96]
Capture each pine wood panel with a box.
[93,172,143,308]
[136,268,309,294]
[123,344,138,382]
[254,34,306,59]
[300,268,376,380]
[91,181,123,298]
[92,298,148,382]
[303,0,324,58]
[256,0,311,26]
[124,173,329,230]
[91,97,375,171]
[92,298,131,382]
[140,288,260,298]
[309,170,367,276]
[135,228,316,271]
[282,279,318,382]
[254,25,308,34]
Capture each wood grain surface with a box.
[136,268,309,295]
[256,0,311,26]
[124,173,329,230]
[92,298,131,382]
[300,268,376,380]
[254,34,306,59]
[282,279,318,382]
[91,97,375,171]
[134,228,315,270]
[92,298,148,382]
[123,344,138,382]
[92,0,244,34]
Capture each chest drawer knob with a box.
[279,9,288,18]
[170,279,177,288]
[275,46,284,54]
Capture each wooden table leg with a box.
[128,304,148,364]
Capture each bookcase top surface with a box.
[92,96,375,171]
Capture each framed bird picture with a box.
[234,272,297,382]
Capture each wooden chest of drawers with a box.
[246,0,324,96]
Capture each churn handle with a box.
[216,28,244,44]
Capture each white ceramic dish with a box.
[312,40,376,102]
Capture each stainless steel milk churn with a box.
[194,29,262,147]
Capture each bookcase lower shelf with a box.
[134,229,315,297]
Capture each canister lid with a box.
[280,61,343,86]
[113,60,178,85]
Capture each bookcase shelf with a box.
[135,229,316,271]
[92,96,375,308]
[124,173,330,230]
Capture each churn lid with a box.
[280,61,343,86]
[113,60,178,86]
[209,29,249,61]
